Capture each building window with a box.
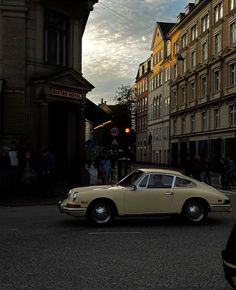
[191,50,196,68]
[201,111,207,131]
[214,32,221,53]
[202,14,209,32]
[44,10,68,66]
[213,69,220,91]
[181,117,185,134]
[189,81,195,101]
[229,104,236,126]
[229,62,236,86]
[201,76,207,98]
[214,108,220,129]
[172,90,177,108]
[165,67,170,82]
[173,119,177,135]
[180,86,185,105]
[202,41,208,61]
[230,0,236,10]
[173,40,179,54]
[214,2,223,23]
[191,25,198,41]
[230,21,236,45]
[173,64,177,78]
[191,114,195,132]
[181,33,188,49]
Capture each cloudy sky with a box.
[82,0,190,105]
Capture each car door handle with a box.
[165,192,174,195]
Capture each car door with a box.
[124,174,174,214]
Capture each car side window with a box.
[147,174,173,188]
[175,177,195,188]
[138,175,148,188]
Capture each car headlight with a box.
[68,189,72,197]
[72,192,79,199]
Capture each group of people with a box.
[86,152,115,185]
[0,142,56,195]
[185,156,236,189]
[219,158,236,190]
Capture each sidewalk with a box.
[0,164,235,207]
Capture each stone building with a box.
[0,0,109,183]
[169,0,236,169]
[135,58,150,162]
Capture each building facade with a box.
[135,0,236,169]
[170,0,236,169]
[148,22,175,166]
[135,58,150,162]
[0,0,101,183]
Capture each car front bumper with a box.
[58,201,87,217]
[210,204,232,212]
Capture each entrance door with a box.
[49,102,68,174]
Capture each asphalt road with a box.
[0,192,235,290]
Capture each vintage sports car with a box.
[58,169,232,226]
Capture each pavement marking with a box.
[88,231,142,235]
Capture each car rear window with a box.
[174,177,196,188]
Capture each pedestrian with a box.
[100,153,111,184]
[0,146,11,190]
[94,153,102,184]
[87,161,98,185]
[219,158,229,190]
[8,141,20,188]
[20,151,37,193]
[203,158,212,185]
[41,148,56,197]
[228,159,236,188]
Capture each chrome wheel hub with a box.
[93,205,111,223]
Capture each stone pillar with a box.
[39,102,49,152]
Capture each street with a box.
[0,192,235,290]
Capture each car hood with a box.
[72,184,123,193]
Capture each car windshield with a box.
[117,170,144,187]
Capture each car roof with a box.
[138,168,184,176]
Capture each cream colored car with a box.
[58,169,232,226]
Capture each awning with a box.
[85,98,112,127]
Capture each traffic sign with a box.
[110,127,119,136]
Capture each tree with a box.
[114,85,133,109]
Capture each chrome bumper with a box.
[210,204,232,212]
[57,201,87,217]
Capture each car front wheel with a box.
[88,200,115,226]
[183,200,208,224]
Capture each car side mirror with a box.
[130,184,137,191]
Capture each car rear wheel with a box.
[88,200,115,226]
[183,200,208,224]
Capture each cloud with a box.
[83,0,189,104]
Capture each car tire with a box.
[88,200,115,226]
[182,199,208,224]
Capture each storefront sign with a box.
[51,89,82,100]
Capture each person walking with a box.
[203,158,212,185]
[100,154,111,184]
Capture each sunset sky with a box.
[82,0,190,104]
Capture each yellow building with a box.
[147,22,175,165]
